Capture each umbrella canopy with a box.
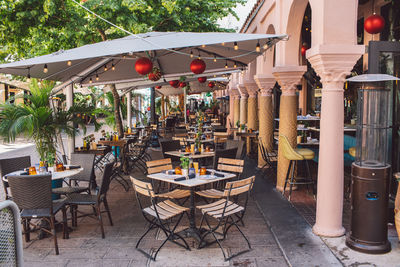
[0,31,286,88]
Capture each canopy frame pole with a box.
[184,87,187,124]
[66,83,75,163]
[127,92,132,129]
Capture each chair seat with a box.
[195,189,224,199]
[52,186,88,195]
[143,200,188,220]
[157,189,190,199]
[21,200,65,218]
[66,193,97,205]
[295,148,315,160]
[196,199,244,218]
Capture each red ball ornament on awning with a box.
[301,44,307,57]
[208,82,215,88]
[155,86,162,89]
[364,14,385,34]
[190,59,206,74]
[198,77,207,83]
[169,80,180,88]
[135,57,153,75]
[179,82,187,88]
[147,107,151,111]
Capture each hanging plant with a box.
[198,77,207,83]
[148,67,162,81]
[190,59,206,74]
[135,57,153,75]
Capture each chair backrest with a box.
[98,163,114,198]
[130,177,155,198]
[213,147,238,169]
[217,158,244,175]
[69,153,95,183]
[146,158,173,174]
[0,156,31,199]
[8,174,52,210]
[225,139,239,149]
[223,176,255,198]
[279,135,303,161]
[160,140,181,158]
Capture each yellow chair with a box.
[280,135,315,200]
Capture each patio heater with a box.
[345,74,399,254]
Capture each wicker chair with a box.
[197,176,255,261]
[52,153,96,195]
[7,173,68,255]
[131,177,190,261]
[0,156,31,200]
[66,162,114,238]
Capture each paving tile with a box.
[24,260,67,267]
[66,259,131,267]
[43,247,109,261]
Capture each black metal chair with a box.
[8,173,68,255]
[0,156,31,200]
[197,176,255,261]
[52,153,96,195]
[160,140,181,159]
[225,140,246,159]
[257,137,277,177]
[130,177,190,261]
[66,162,114,238]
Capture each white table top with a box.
[165,151,215,159]
[186,138,214,143]
[3,167,83,181]
[147,170,236,187]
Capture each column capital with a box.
[272,66,306,96]
[307,44,365,91]
[237,84,249,99]
[244,82,258,98]
[254,74,275,96]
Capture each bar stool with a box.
[280,135,315,200]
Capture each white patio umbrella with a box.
[0,31,286,91]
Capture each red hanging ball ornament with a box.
[208,82,215,88]
[148,67,161,81]
[198,77,207,83]
[135,57,153,75]
[301,44,307,57]
[364,14,385,34]
[169,80,180,88]
[190,59,206,74]
[147,107,151,111]
[179,82,187,88]
[155,86,162,89]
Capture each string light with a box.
[221,42,225,46]
[234,42,238,50]
[96,73,99,81]
[214,55,217,62]
[123,55,126,59]
[225,61,228,69]
[234,62,237,68]
[43,64,48,73]
[190,50,194,58]
[198,52,201,60]
[201,44,206,48]
[67,60,72,66]
[104,65,108,71]
[256,41,261,52]
[112,63,115,71]
[89,77,93,84]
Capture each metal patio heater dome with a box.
[345,74,400,254]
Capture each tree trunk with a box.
[110,84,124,137]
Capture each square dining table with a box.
[147,170,236,241]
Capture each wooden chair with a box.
[196,158,244,199]
[196,176,255,261]
[131,177,190,261]
[146,159,190,199]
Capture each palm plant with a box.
[0,79,95,162]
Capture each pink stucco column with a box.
[245,82,259,131]
[272,66,306,191]
[237,84,248,125]
[308,46,364,237]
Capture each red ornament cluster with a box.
[301,43,308,57]
[169,80,180,88]
[198,77,207,83]
[135,57,153,75]
[148,67,161,81]
[208,82,215,88]
[364,14,385,34]
[155,86,162,89]
[190,59,206,74]
[179,82,187,88]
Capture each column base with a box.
[312,224,345,237]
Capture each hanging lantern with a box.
[135,57,153,75]
[198,77,207,83]
[208,82,215,88]
[179,82,187,88]
[301,43,308,57]
[190,59,206,74]
[148,67,161,81]
[155,86,162,89]
[169,80,180,88]
[364,14,385,34]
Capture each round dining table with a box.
[3,167,84,182]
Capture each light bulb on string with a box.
[43,64,48,73]
[225,61,228,69]
[234,42,238,50]
[89,78,93,84]
[214,55,217,62]
[67,60,72,66]
[234,62,237,68]
[112,63,115,71]
[201,44,206,48]
[104,65,108,71]
[222,42,225,46]
[256,41,261,52]
[27,68,31,79]
[190,50,194,58]
[96,73,99,81]
[198,53,201,60]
